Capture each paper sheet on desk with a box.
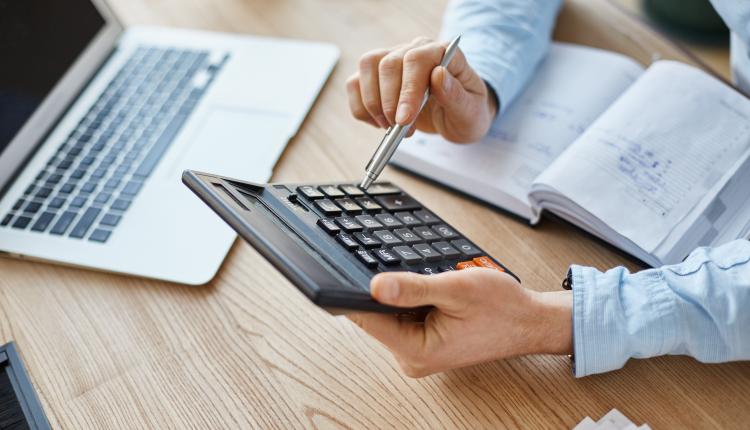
[536,61,750,253]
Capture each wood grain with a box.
[1,0,747,428]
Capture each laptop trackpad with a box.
[178,108,291,182]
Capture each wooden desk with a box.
[1,0,748,428]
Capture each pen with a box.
[359,35,461,189]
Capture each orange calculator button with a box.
[456,261,478,270]
[472,256,505,272]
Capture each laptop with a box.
[0,0,339,284]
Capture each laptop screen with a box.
[0,1,106,154]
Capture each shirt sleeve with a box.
[439,0,563,114]
[710,0,750,45]
[570,239,750,377]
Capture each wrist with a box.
[528,290,573,355]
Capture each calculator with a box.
[183,170,518,314]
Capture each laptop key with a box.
[392,246,422,264]
[35,187,52,199]
[100,213,122,227]
[375,195,420,211]
[51,211,78,235]
[69,207,101,239]
[89,229,111,243]
[48,197,66,209]
[317,218,340,235]
[121,180,143,196]
[12,216,32,229]
[31,212,56,232]
[1,214,13,226]
[374,213,403,228]
[413,243,442,262]
[70,196,88,208]
[24,202,42,214]
[111,198,131,211]
[12,199,25,211]
[451,239,482,258]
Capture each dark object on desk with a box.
[644,0,727,37]
[0,342,50,430]
[183,170,518,314]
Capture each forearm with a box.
[440,0,563,113]
[572,240,750,377]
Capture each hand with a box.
[348,269,572,378]
[346,36,498,143]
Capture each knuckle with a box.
[345,74,359,90]
[411,35,432,46]
[378,55,402,75]
[403,49,426,66]
[359,50,383,70]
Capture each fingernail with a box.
[442,68,452,92]
[376,277,400,303]
[395,103,411,124]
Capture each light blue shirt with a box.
[441,0,750,377]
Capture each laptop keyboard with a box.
[1,46,229,242]
[298,183,510,274]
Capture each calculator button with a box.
[297,185,324,199]
[335,216,364,232]
[451,239,482,257]
[364,183,401,195]
[335,198,363,214]
[421,266,439,275]
[439,265,456,272]
[314,199,342,215]
[319,185,345,198]
[374,213,403,228]
[374,248,401,265]
[340,184,365,196]
[355,197,382,212]
[317,218,340,235]
[355,249,379,268]
[375,195,420,211]
[373,230,402,245]
[354,232,381,248]
[392,246,422,264]
[473,256,505,271]
[394,228,421,244]
[354,214,383,230]
[413,225,439,241]
[432,241,460,257]
[336,233,359,250]
[413,209,439,225]
[394,211,421,226]
[413,243,442,262]
[433,224,459,239]
[456,261,479,270]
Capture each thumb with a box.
[370,271,470,312]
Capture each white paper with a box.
[392,43,643,218]
[534,61,750,253]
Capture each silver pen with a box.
[359,35,461,189]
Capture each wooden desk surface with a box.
[1,1,748,428]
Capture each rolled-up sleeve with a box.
[571,239,750,377]
[440,0,563,114]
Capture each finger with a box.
[395,42,445,125]
[378,37,432,125]
[358,48,390,128]
[370,271,476,312]
[347,313,425,356]
[346,74,379,127]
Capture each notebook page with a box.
[390,43,643,219]
[532,61,750,254]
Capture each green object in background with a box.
[644,0,728,40]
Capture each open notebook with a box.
[391,43,750,267]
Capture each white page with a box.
[533,61,750,253]
[391,43,643,218]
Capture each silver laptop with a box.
[0,0,338,284]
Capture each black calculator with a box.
[183,170,518,314]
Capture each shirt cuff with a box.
[570,264,678,377]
